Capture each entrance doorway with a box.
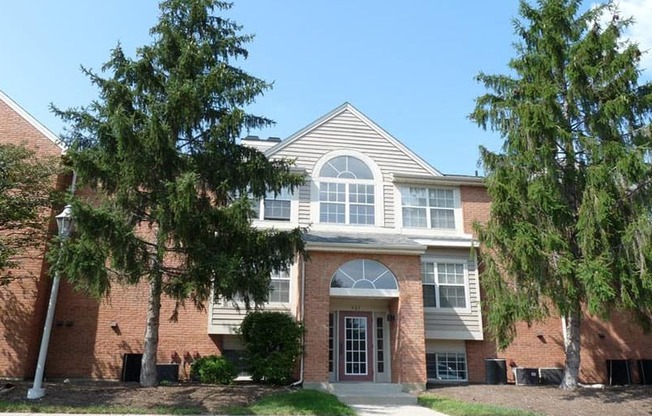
[338,311,373,382]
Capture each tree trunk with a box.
[561,309,581,389]
[140,274,162,387]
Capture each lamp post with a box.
[27,205,73,400]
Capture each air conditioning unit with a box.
[514,367,538,385]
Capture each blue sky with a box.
[1,1,650,176]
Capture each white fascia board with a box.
[413,238,478,248]
[306,242,426,255]
[0,89,65,152]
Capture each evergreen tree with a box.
[0,144,61,284]
[52,0,304,387]
[471,0,652,389]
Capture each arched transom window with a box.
[330,260,399,297]
[319,155,375,225]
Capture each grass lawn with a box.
[0,389,353,415]
[226,389,356,415]
[419,394,541,416]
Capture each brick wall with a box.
[0,96,65,379]
[46,279,223,380]
[460,185,491,236]
[303,251,426,385]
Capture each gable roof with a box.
[265,102,442,176]
[0,89,64,151]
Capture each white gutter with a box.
[27,172,77,399]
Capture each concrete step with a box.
[330,383,417,406]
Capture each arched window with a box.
[319,155,375,225]
[330,260,398,297]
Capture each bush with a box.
[239,311,303,385]
[190,355,237,385]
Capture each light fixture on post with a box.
[27,205,73,400]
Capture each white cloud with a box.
[616,0,652,77]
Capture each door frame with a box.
[338,311,374,382]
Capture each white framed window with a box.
[318,155,375,225]
[401,187,456,229]
[251,188,293,221]
[426,352,468,381]
[422,261,468,309]
[268,269,290,303]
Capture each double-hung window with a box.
[401,187,456,229]
[268,269,290,303]
[319,156,375,225]
[251,188,292,221]
[422,261,468,309]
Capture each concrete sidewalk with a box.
[352,404,449,416]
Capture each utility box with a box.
[539,368,564,385]
[485,358,507,384]
[515,367,539,385]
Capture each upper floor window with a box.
[268,268,290,303]
[401,187,455,229]
[252,188,292,221]
[319,156,374,225]
[422,261,468,309]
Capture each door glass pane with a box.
[376,317,385,373]
[344,317,368,375]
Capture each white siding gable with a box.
[267,104,440,179]
[266,103,441,229]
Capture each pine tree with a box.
[52,0,304,387]
[0,144,61,284]
[471,0,652,389]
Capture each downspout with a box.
[290,257,306,387]
[27,172,77,399]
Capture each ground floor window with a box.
[426,352,467,381]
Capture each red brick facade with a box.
[303,251,426,386]
[0,96,64,379]
[4,93,652,387]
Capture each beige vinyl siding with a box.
[208,302,291,334]
[298,182,312,225]
[423,249,484,340]
[382,183,395,227]
[271,109,437,228]
[272,110,434,178]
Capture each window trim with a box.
[318,157,376,225]
[251,187,298,223]
[267,268,291,305]
[398,186,462,232]
[263,189,292,221]
[311,150,384,228]
[426,352,468,382]
[421,258,470,313]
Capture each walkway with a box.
[352,404,449,416]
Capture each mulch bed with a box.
[3,380,652,415]
[427,383,652,416]
[0,380,286,413]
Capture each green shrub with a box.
[190,355,237,385]
[239,311,303,385]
